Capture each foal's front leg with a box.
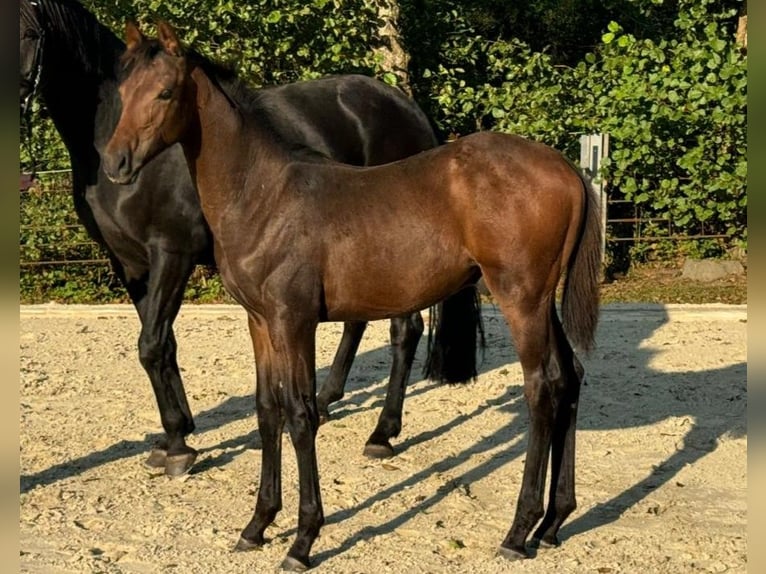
[236,313,324,571]
[280,320,324,571]
[237,315,284,550]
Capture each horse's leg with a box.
[237,311,324,571]
[532,308,583,547]
[236,315,284,551]
[488,287,561,560]
[282,323,324,572]
[316,321,367,423]
[132,250,197,476]
[363,312,423,458]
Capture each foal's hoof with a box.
[363,441,395,459]
[233,537,263,552]
[531,534,559,549]
[318,411,331,426]
[496,545,528,561]
[280,555,310,572]
[164,450,198,477]
[144,448,167,469]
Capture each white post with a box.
[579,133,609,261]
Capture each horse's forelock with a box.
[119,39,164,80]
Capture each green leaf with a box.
[382,72,398,86]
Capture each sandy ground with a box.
[20,303,746,573]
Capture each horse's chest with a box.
[84,188,149,276]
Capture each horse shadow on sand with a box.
[20,316,507,491]
[20,303,746,565]
[274,305,746,564]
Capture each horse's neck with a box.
[185,68,290,230]
[40,18,122,172]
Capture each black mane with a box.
[26,0,123,80]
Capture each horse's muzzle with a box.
[103,148,139,185]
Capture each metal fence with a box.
[20,156,734,272]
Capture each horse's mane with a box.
[24,0,123,79]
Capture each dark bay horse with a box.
[19,0,483,476]
[103,22,602,571]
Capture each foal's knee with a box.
[285,394,320,445]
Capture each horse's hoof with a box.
[164,450,198,477]
[144,448,167,469]
[363,442,395,459]
[233,537,263,552]
[496,545,528,561]
[280,555,310,572]
[531,535,559,549]
[318,412,330,426]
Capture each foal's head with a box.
[104,21,191,184]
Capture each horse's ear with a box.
[157,21,183,57]
[124,21,145,52]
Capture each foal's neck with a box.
[182,67,290,228]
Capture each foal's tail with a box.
[561,163,603,353]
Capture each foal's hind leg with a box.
[316,321,367,423]
[488,292,563,560]
[364,312,424,458]
[532,315,584,548]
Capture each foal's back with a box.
[268,132,586,320]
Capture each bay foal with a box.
[104,22,602,571]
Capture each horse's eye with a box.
[158,89,173,100]
[24,29,40,40]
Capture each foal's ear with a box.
[124,21,145,51]
[157,20,183,57]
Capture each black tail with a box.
[423,286,485,383]
[561,164,603,353]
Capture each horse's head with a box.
[20,0,45,115]
[104,21,192,185]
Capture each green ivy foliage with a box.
[403,0,746,259]
[90,0,384,84]
[20,0,747,302]
[578,3,747,257]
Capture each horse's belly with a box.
[323,248,472,321]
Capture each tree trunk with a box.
[373,0,412,95]
[735,15,747,51]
